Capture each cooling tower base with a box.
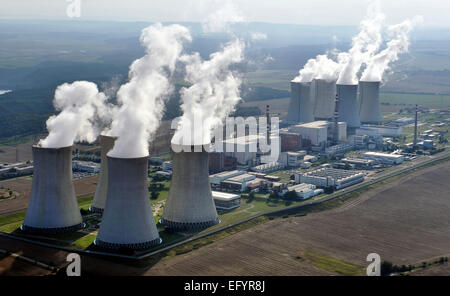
[94,237,162,250]
[161,218,221,232]
[89,206,104,214]
[20,222,85,234]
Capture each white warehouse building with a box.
[296,168,365,190]
[363,152,404,165]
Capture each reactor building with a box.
[313,79,337,121]
[21,146,83,233]
[90,135,116,213]
[337,84,361,128]
[359,81,383,125]
[95,156,161,250]
[285,81,315,125]
[162,145,220,231]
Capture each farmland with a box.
[145,160,450,276]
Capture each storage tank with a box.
[90,135,116,213]
[313,79,337,120]
[95,156,161,250]
[337,84,361,128]
[359,81,383,124]
[285,81,315,124]
[21,146,83,233]
[162,145,220,231]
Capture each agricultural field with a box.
[145,160,450,276]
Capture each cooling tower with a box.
[90,135,117,213]
[337,84,361,128]
[95,156,161,250]
[21,146,83,234]
[359,81,383,124]
[285,81,315,124]
[162,146,220,231]
[313,79,337,120]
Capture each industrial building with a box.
[280,131,302,152]
[296,168,365,190]
[337,84,361,128]
[250,162,285,173]
[210,170,245,188]
[363,152,404,165]
[288,121,347,147]
[72,160,100,173]
[90,135,116,214]
[278,151,306,168]
[341,157,376,169]
[0,162,33,178]
[391,117,415,126]
[356,125,403,137]
[95,156,161,250]
[162,161,173,172]
[285,81,315,124]
[285,183,323,200]
[313,79,336,120]
[359,81,383,124]
[22,146,83,234]
[212,191,241,211]
[220,173,256,192]
[162,146,220,231]
[323,143,354,157]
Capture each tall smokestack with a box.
[413,104,418,149]
[162,146,219,231]
[21,146,83,233]
[285,81,315,124]
[313,79,337,120]
[337,84,361,128]
[90,135,117,213]
[359,81,383,124]
[95,156,161,250]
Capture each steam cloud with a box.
[172,39,245,146]
[337,1,385,85]
[202,0,244,33]
[39,81,109,148]
[293,1,422,85]
[361,16,423,82]
[107,23,192,158]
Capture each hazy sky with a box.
[0,0,448,27]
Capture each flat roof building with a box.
[212,191,241,211]
[296,168,365,190]
[363,152,404,165]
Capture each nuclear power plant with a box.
[313,79,337,120]
[90,135,116,213]
[337,84,361,128]
[285,81,315,124]
[95,156,161,250]
[359,81,383,125]
[21,146,84,233]
[162,145,220,231]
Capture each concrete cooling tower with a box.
[90,135,116,213]
[95,156,161,250]
[285,81,315,124]
[21,146,83,234]
[162,146,220,231]
[359,81,383,124]
[337,84,361,128]
[313,79,337,120]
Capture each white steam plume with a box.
[337,0,385,85]
[39,81,109,148]
[172,39,244,146]
[292,54,341,83]
[107,23,192,158]
[202,0,245,33]
[361,15,423,82]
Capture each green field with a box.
[380,92,450,107]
